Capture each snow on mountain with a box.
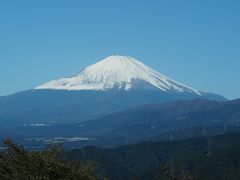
[35,55,201,95]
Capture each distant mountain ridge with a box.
[1,98,239,150]
[61,98,240,145]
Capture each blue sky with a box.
[0,0,239,99]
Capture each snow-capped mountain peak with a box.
[35,55,201,95]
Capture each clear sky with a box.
[0,0,239,99]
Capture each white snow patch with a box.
[35,55,201,95]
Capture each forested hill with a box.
[67,133,240,180]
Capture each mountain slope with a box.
[0,89,206,125]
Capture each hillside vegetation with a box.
[67,133,240,179]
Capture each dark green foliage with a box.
[0,139,99,180]
[159,164,196,180]
[67,133,240,180]
[1,133,240,179]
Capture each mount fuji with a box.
[36,55,200,95]
[0,55,225,125]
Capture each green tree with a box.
[0,139,99,180]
